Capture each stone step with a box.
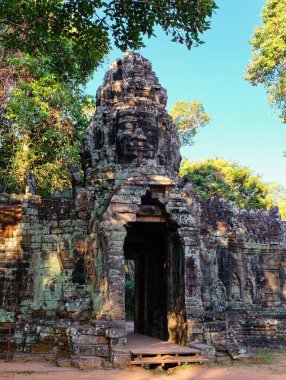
[189,342,216,358]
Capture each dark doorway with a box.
[124,218,187,346]
[124,222,168,340]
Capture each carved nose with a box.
[133,128,147,141]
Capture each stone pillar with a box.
[100,195,139,320]
[105,229,126,320]
[177,227,203,345]
[179,227,203,317]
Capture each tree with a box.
[266,183,286,219]
[245,0,286,122]
[0,0,218,83]
[179,158,286,218]
[170,100,211,146]
[0,52,93,195]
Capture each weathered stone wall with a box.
[0,194,27,322]
[0,190,118,363]
[187,194,286,354]
[199,196,286,311]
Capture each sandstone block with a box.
[111,348,131,368]
[76,335,108,345]
[55,358,72,367]
[189,342,216,357]
[71,356,104,369]
[106,328,126,338]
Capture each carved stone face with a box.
[116,110,159,162]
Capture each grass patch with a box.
[15,371,35,375]
[206,350,277,368]
[255,351,275,365]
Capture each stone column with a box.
[105,229,126,320]
[179,227,203,317]
[100,199,138,320]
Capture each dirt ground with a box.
[1,352,286,380]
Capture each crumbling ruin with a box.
[1,52,286,367]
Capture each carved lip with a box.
[125,144,153,151]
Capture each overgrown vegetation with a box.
[125,260,135,321]
[0,52,93,195]
[246,0,286,123]
[170,100,211,146]
[180,157,286,219]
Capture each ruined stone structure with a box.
[1,53,286,367]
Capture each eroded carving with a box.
[116,109,159,162]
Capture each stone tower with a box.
[82,52,181,186]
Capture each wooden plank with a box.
[127,332,207,366]
[129,348,200,355]
[127,333,200,355]
[130,357,208,365]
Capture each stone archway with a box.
[100,177,192,344]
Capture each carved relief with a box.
[244,278,254,303]
[116,109,159,162]
[231,272,241,302]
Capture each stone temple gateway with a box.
[1,52,286,367]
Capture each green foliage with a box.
[170,100,211,146]
[256,351,275,365]
[0,0,218,84]
[180,158,286,217]
[245,0,286,122]
[266,183,286,220]
[125,260,135,320]
[15,371,35,375]
[0,0,109,84]
[0,53,93,195]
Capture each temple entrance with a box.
[124,219,186,343]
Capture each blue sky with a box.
[87,0,286,187]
